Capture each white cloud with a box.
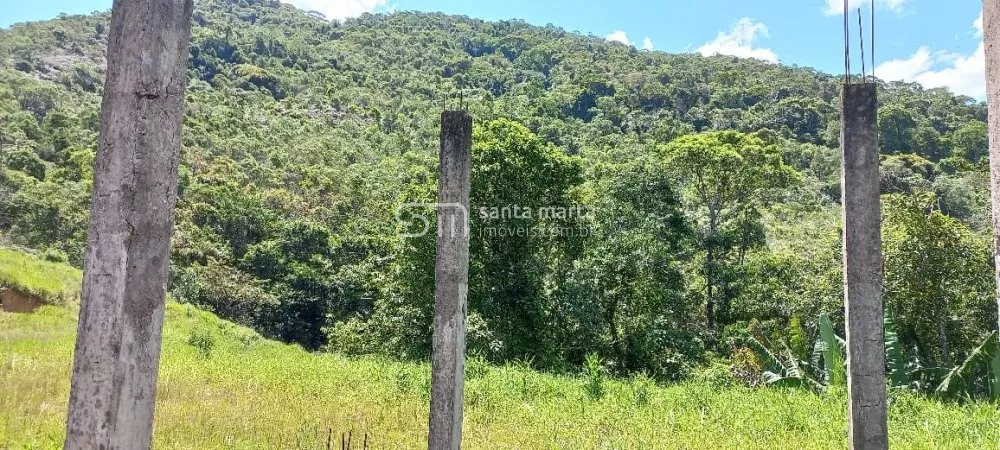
[974,11,983,37]
[823,0,907,16]
[697,18,778,63]
[605,32,655,51]
[284,0,388,22]
[874,14,985,98]
[605,30,631,46]
[876,44,985,98]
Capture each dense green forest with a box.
[0,0,996,394]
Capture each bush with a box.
[693,360,738,389]
[41,248,68,263]
[187,326,216,359]
[583,353,604,400]
[630,372,655,406]
[729,347,764,387]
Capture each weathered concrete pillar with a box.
[428,111,472,450]
[64,0,194,448]
[841,82,888,450]
[983,0,1000,336]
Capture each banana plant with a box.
[885,306,997,400]
[746,314,840,393]
[814,314,846,388]
[750,313,896,393]
[935,331,1000,401]
[746,312,1000,401]
[884,308,909,388]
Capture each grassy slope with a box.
[1,253,999,449]
[0,249,81,304]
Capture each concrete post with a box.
[841,83,888,450]
[428,111,472,450]
[983,0,1000,336]
[64,1,194,449]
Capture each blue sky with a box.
[0,0,986,97]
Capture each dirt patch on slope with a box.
[0,288,44,313]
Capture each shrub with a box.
[630,372,655,406]
[41,248,68,263]
[693,360,737,389]
[583,353,604,400]
[188,326,216,359]
[730,346,764,387]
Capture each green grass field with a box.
[1,250,999,449]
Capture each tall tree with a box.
[468,119,584,361]
[565,159,696,377]
[341,119,584,364]
[883,193,994,366]
[986,0,1000,336]
[663,131,796,329]
[64,1,194,448]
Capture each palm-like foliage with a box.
[935,331,999,401]
[747,313,1000,401]
[746,314,841,393]
[884,308,908,388]
[814,314,846,388]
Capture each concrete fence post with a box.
[982,0,1000,337]
[841,82,888,450]
[428,111,472,450]
[64,0,194,448]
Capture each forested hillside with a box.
[0,0,995,389]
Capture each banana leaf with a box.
[884,308,908,387]
[748,337,786,376]
[936,331,998,400]
[818,314,846,387]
